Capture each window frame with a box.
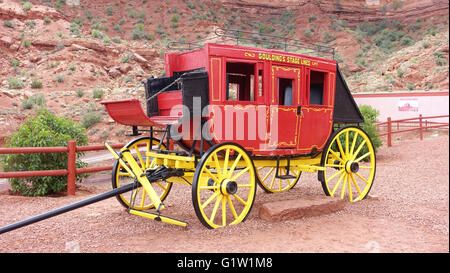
[306,68,329,107]
[223,58,264,105]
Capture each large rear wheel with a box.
[319,126,376,202]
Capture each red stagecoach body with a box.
[102,42,363,157]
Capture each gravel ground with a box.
[0,134,448,253]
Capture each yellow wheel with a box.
[319,126,376,202]
[192,142,256,229]
[112,137,172,210]
[256,165,301,193]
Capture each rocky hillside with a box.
[0,0,448,145]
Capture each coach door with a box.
[268,65,301,149]
[297,68,334,153]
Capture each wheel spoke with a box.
[269,169,276,189]
[329,149,345,164]
[223,148,230,175]
[352,139,367,161]
[355,152,371,163]
[222,196,227,226]
[350,173,362,195]
[326,168,345,183]
[232,193,247,206]
[336,136,347,161]
[345,130,349,158]
[204,167,220,184]
[140,188,146,207]
[262,167,275,182]
[347,174,353,202]
[213,152,222,177]
[349,131,359,157]
[354,171,369,184]
[231,166,249,181]
[134,145,145,170]
[325,164,344,168]
[228,153,242,176]
[201,191,219,209]
[331,171,345,196]
[340,173,347,199]
[155,182,167,191]
[209,195,222,223]
[227,195,238,220]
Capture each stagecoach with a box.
[0,29,376,233]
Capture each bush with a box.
[30,78,43,89]
[358,105,383,153]
[131,23,149,40]
[0,109,88,196]
[92,88,103,99]
[23,2,32,12]
[81,112,101,129]
[21,93,46,110]
[8,77,24,89]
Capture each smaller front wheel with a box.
[192,143,257,229]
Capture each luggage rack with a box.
[167,28,335,59]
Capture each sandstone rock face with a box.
[258,196,346,222]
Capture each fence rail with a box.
[0,141,126,195]
[375,114,449,147]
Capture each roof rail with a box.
[167,28,335,59]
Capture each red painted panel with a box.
[157,91,183,116]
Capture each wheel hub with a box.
[220,179,238,195]
[345,160,359,173]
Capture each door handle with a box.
[297,106,303,117]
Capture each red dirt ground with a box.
[0,134,448,253]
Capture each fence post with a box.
[419,114,423,141]
[67,140,76,195]
[387,117,392,147]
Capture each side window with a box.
[278,78,293,106]
[309,70,326,105]
[226,62,255,101]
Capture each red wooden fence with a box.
[0,142,126,195]
[376,114,449,147]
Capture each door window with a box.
[278,78,293,106]
[309,70,326,105]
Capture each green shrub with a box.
[70,22,80,36]
[30,78,43,89]
[3,20,14,28]
[0,109,88,196]
[92,88,104,99]
[434,51,447,66]
[43,17,51,23]
[131,23,150,40]
[81,112,101,129]
[304,29,313,38]
[8,77,24,89]
[400,35,414,46]
[332,105,382,160]
[358,105,383,153]
[22,39,31,48]
[91,29,105,39]
[76,89,84,97]
[23,2,32,11]
[21,93,46,110]
[308,14,317,23]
